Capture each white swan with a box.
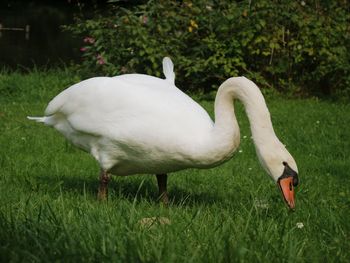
[28,57,299,208]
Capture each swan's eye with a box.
[280,161,299,187]
[293,174,299,187]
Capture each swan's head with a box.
[256,141,299,209]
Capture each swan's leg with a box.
[97,170,110,200]
[156,174,169,205]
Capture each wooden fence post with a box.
[0,24,30,39]
[25,25,30,40]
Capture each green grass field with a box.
[0,70,349,262]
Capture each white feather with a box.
[162,57,175,84]
[27,116,46,123]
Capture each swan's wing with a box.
[43,76,213,151]
[162,57,175,84]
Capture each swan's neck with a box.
[209,77,280,165]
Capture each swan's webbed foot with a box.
[97,170,110,201]
[156,174,169,206]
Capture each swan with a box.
[28,57,299,208]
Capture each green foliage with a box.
[65,0,350,98]
[1,71,350,261]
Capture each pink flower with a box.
[83,37,95,44]
[141,15,148,25]
[96,54,105,65]
[80,47,88,52]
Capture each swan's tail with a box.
[162,57,175,84]
[27,116,46,123]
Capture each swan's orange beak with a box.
[278,177,295,209]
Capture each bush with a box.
[65,0,350,98]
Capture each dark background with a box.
[0,0,117,69]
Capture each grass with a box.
[0,70,349,262]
